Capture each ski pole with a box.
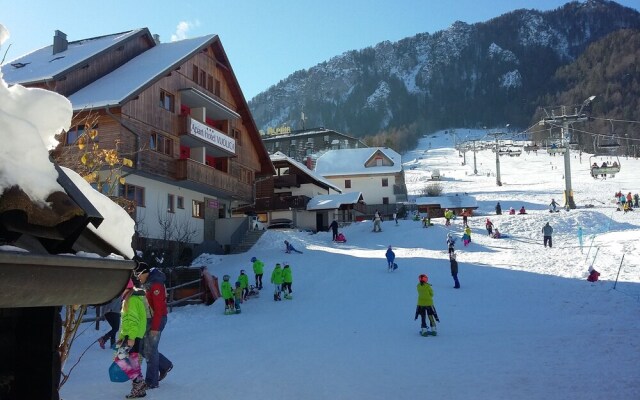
[613,254,625,290]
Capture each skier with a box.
[485,218,494,236]
[233,282,243,313]
[415,274,439,336]
[238,270,249,301]
[251,256,264,290]
[282,264,293,299]
[542,222,554,248]
[587,268,600,282]
[372,210,382,232]
[284,240,303,254]
[461,209,469,227]
[117,279,147,398]
[393,211,398,225]
[444,209,454,226]
[450,253,460,289]
[385,245,396,272]
[271,263,284,301]
[462,226,472,246]
[446,233,456,255]
[330,219,339,241]
[221,275,234,314]
[550,198,559,212]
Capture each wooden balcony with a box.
[273,174,300,188]
[175,159,252,201]
[254,195,311,211]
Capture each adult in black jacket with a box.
[329,220,339,241]
[450,253,460,289]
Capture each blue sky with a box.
[2,0,638,100]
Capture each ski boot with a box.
[126,376,147,398]
[420,327,429,337]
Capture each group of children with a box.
[615,191,638,213]
[220,257,294,314]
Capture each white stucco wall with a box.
[122,174,217,244]
[324,174,397,205]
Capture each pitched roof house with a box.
[2,28,275,257]
[314,147,408,215]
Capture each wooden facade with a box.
[14,29,275,248]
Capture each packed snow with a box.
[63,128,639,399]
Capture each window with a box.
[277,167,289,176]
[345,179,351,189]
[65,124,85,145]
[199,70,206,87]
[192,65,199,82]
[150,132,174,156]
[375,157,383,166]
[120,184,145,207]
[382,197,389,205]
[232,128,242,146]
[177,196,184,209]
[382,178,389,187]
[167,194,175,213]
[207,75,213,92]
[214,79,221,96]
[192,200,204,219]
[159,90,175,112]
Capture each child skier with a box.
[117,279,148,398]
[233,282,243,313]
[415,274,439,336]
[450,253,460,289]
[446,233,456,255]
[485,218,494,235]
[271,263,284,301]
[462,226,472,246]
[221,275,234,314]
[282,264,293,299]
[238,269,249,301]
[251,256,264,290]
[385,245,396,272]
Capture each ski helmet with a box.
[235,281,241,287]
[251,257,257,262]
[240,269,245,274]
[419,274,428,283]
[223,274,230,281]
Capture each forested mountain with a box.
[248,0,640,153]
[533,28,640,154]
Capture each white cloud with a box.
[170,20,199,42]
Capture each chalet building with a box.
[235,151,346,232]
[2,28,274,255]
[314,148,408,217]
[413,194,479,218]
[261,127,367,168]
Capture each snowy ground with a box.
[62,129,640,400]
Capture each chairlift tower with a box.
[488,131,506,186]
[539,96,595,209]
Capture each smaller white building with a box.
[314,147,407,207]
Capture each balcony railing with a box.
[254,195,311,211]
[273,174,299,188]
[175,159,252,201]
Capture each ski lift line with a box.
[592,116,640,125]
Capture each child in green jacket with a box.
[117,279,148,398]
[238,270,249,301]
[251,256,264,289]
[233,282,243,313]
[282,264,293,299]
[271,263,283,301]
[415,274,439,336]
[221,275,234,314]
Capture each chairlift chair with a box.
[589,155,621,179]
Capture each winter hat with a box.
[235,281,241,287]
[419,274,428,283]
[133,260,150,275]
[251,257,257,262]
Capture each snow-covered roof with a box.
[1,29,148,85]
[314,147,402,176]
[306,192,363,211]
[270,151,342,193]
[68,35,216,111]
[414,194,478,209]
